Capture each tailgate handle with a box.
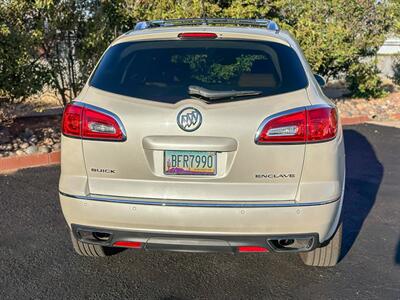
[142,136,238,151]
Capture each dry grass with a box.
[1,88,63,124]
[16,88,63,114]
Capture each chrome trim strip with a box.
[59,191,340,208]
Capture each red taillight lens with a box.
[113,241,142,249]
[178,32,218,39]
[306,107,338,142]
[62,103,125,141]
[62,103,83,137]
[256,107,337,144]
[238,246,269,253]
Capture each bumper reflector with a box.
[237,246,268,253]
[113,241,142,249]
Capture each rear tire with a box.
[299,222,342,267]
[70,231,117,257]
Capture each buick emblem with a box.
[177,107,202,132]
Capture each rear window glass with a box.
[90,40,308,103]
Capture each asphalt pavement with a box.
[0,124,399,299]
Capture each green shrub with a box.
[0,7,48,102]
[222,0,396,79]
[346,61,387,99]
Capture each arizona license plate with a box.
[164,150,217,175]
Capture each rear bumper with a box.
[59,192,341,244]
[72,224,319,253]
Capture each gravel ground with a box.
[0,124,399,299]
[333,92,400,120]
[0,116,61,158]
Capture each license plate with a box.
[164,150,217,176]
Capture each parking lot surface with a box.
[0,124,399,299]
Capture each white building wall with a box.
[377,37,400,77]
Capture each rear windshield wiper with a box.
[188,85,262,101]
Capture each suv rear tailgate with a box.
[82,87,309,203]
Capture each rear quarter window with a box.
[90,40,308,103]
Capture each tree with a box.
[223,0,394,79]
[35,0,223,104]
[32,0,126,105]
[0,1,48,102]
[121,0,222,20]
[1,0,129,105]
[1,0,398,103]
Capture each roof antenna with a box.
[201,0,208,25]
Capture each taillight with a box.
[178,32,218,39]
[256,109,307,144]
[255,106,337,144]
[62,103,83,137]
[307,107,338,142]
[82,106,125,140]
[62,102,126,141]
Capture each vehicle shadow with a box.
[396,238,400,265]
[341,129,383,259]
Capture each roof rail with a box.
[133,18,280,33]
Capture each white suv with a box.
[59,19,345,267]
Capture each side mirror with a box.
[314,74,326,87]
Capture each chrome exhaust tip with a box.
[92,231,112,242]
[268,236,316,252]
[278,239,295,247]
[75,228,113,244]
